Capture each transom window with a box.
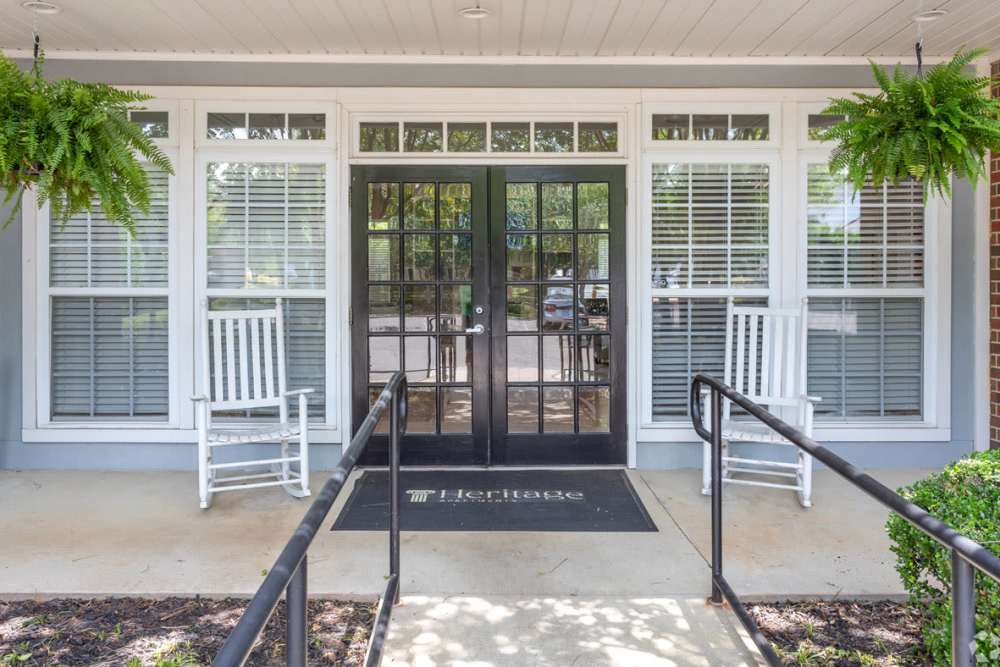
[357,120,620,154]
[206,112,327,141]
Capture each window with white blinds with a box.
[48,166,170,421]
[806,165,924,288]
[206,162,326,290]
[805,165,926,421]
[204,160,329,421]
[649,161,771,421]
[651,163,769,289]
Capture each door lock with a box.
[465,324,486,335]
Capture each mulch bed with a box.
[749,600,928,666]
[0,597,376,666]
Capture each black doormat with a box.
[331,469,657,532]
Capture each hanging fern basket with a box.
[818,49,1000,199]
[0,51,173,236]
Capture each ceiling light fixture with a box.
[21,1,60,14]
[459,4,490,20]
[913,8,947,22]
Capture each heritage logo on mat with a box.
[406,488,586,504]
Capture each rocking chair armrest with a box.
[800,394,823,404]
[282,388,315,397]
[191,394,209,402]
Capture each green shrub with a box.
[886,449,1000,664]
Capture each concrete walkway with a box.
[0,467,929,665]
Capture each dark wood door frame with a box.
[351,164,627,467]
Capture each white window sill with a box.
[637,424,952,443]
[21,426,342,445]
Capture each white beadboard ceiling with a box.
[1,0,998,59]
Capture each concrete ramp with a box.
[381,595,762,666]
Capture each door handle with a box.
[465,324,485,335]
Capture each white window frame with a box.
[639,148,781,440]
[644,102,781,150]
[637,100,951,443]
[797,147,951,441]
[196,100,336,149]
[25,144,183,436]
[194,145,340,436]
[350,113,626,158]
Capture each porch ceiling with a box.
[0,0,998,60]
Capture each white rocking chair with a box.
[700,298,820,508]
[192,298,312,509]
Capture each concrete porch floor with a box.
[0,467,928,665]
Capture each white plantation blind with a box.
[807,298,923,420]
[805,165,926,421]
[806,165,924,288]
[651,163,769,289]
[50,167,169,287]
[651,297,765,420]
[51,297,169,419]
[206,162,326,290]
[47,164,171,422]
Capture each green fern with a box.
[818,49,1000,200]
[0,51,174,236]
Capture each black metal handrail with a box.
[213,371,408,667]
[690,373,1000,667]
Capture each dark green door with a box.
[352,165,626,466]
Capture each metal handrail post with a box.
[285,555,307,667]
[951,551,975,667]
[710,387,723,606]
[389,382,402,605]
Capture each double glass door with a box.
[352,165,625,466]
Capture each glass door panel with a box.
[490,166,626,465]
[352,166,489,465]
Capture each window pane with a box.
[440,335,473,383]
[441,387,472,433]
[369,285,400,332]
[447,123,487,152]
[440,234,472,281]
[507,336,539,382]
[130,111,169,139]
[407,387,437,433]
[579,284,609,332]
[730,115,769,140]
[506,234,537,281]
[806,164,924,288]
[403,234,436,281]
[368,183,400,230]
[807,298,922,420]
[439,284,472,332]
[541,183,573,230]
[249,113,286,140]
[579,386,610,432]
[506,183,537,230]
[507,286,538,332]
[542,285,576,331]
[534,122,573,152]
[207,112,246,140]
[542,387,574,432]
[207,162,326,290]
[369,336,400,382]
[360,122,399,152]
[404,122,443,152]
[51,297,168,420]
[440,183,472,230]
[51,166,169,288]
[651,162,769,289]
[403,285,436,332]
[507,387,539,433]
[692,115,727,140]
[289,113,326,140]
[542,335,574,381]
[368,236,400,281]
[807,114,844,140]
[405,336,436,383]
[578,183,609,230]
[652,114,689,141]
[579,233,609,281]
[403,183,436,230]
[541,234,573,280]
[578,122,618,152]
[492,122,530,152]
[578,334,610,382]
